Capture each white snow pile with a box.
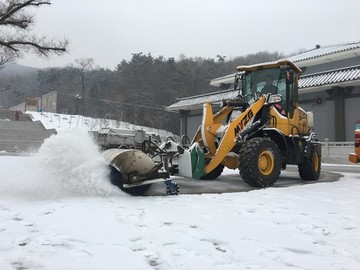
[0,130,120,199]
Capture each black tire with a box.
[200,164,224,180]
[239,138,281,187]
[109,166,151,196]
[298,143,321,181]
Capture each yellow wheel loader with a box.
[167,59,321,187]
[104,59,321,195]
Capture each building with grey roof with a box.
[167,41,360,142]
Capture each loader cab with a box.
[238,60,301,119]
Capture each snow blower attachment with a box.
[103,148,179,196]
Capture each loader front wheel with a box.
[200,164,224,180]
[298,143,321,181]
[239,138,281,187]
[109,166,151,196]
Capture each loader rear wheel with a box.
[200,164,224,180]
[298,143,321,181]
[239,138,281,187]
[109,166,151,196]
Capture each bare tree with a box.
[74,57,96,115]
[75,57,94,98]
[0,0,69,67]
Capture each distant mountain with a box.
[0,63,43,109]
[0,63,40,77]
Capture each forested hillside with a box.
[0,51,283,134]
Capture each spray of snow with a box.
[0,130,122,199]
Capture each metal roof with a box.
[166,66,360,111]
[166,89,239,111]
[299,65,360,89]
[289,41,360,63]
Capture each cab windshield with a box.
[242,67,286,101]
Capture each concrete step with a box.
[0,109,31,121]
[0,116,57,153]
[0,120,45,130]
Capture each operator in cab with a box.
[261,75,277,94]
[261,75,285,115]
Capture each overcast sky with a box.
[16,0,360,69]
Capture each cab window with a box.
[242,68,286,102]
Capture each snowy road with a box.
[147,165,349,196]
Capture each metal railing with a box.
[321,139,354,164]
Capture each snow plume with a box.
[0,130,121,199]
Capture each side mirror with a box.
[233,73,241,90]
[286,71,294,84]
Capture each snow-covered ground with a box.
[1,127,360,269]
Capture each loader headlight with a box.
[267,94,282,104]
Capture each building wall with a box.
[344,95,360,141]
[297,56,360,141]
[180,109,202,139]
[300,100,336,141]
[180,85,360,142]
[41,91,57,113]
[299,85,360,141]
[187,114,202,139]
